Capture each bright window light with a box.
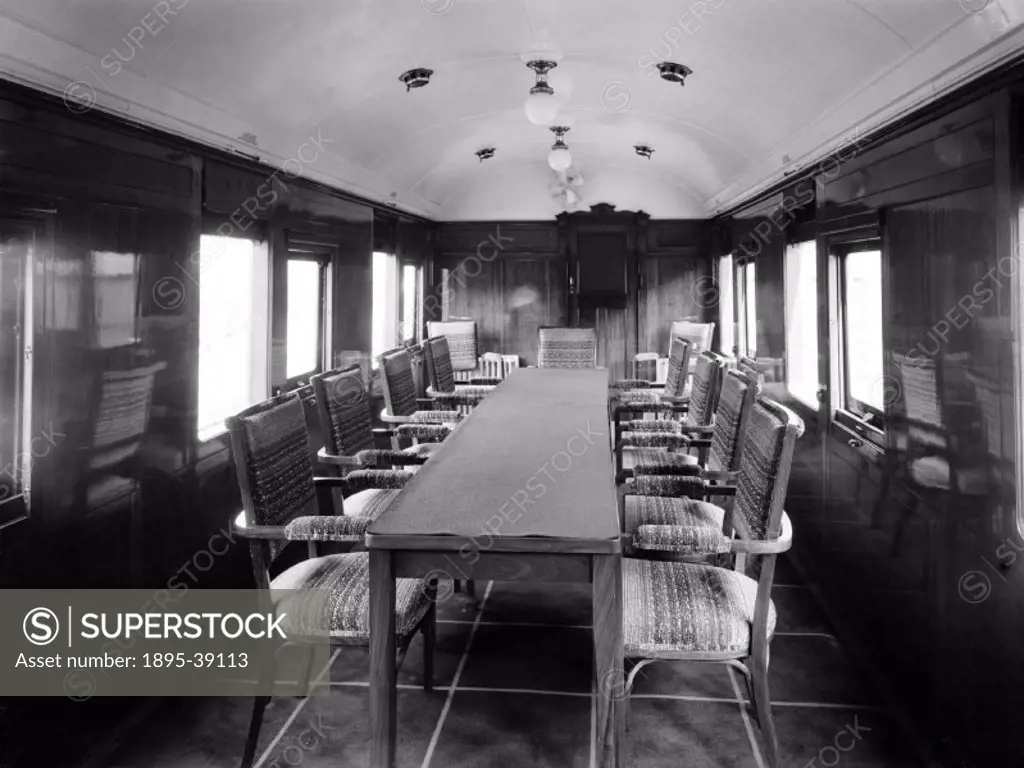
[843,249,884,413]
[197,235,269,440]
[785,241,819,407]
[718,254,734,355]
[372,252,399,366]
[286,260,321,379]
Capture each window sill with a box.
[197,423,228,443]
[833,409,885,452]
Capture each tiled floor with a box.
[91,558,925,768]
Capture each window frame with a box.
[284,237,333,390]
[717,254,734,356]
[398,259,424,345]
[734,255,757,359]
[829,231,886,445]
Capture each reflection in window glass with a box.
[785,241,819,407]
[843,249,884,413]
[197,235,269,439]
[286,260,321,379]
[718,254,733,355]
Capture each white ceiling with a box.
[2,0,1024,220]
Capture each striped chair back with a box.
[537,327,597,369]
[683,353,724,429]
[663,336,692,398]
[733,397,804,541]
[737,356,765,391]
[377,346,419,417]
[87,362,167,471]
[423,336,456,393]
[426,319,478,372]
[709,369,757,473]
[227,393,318,562]
[310,365,375,457]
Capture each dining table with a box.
[366,367,624,768]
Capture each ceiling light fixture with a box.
[476,147,495,162]
[548,126,572,172]
[525,60,559,126]
[656,62,693,87]
[634,144,654,159]
[398,68,433,91]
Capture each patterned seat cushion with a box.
[271,552,432,641]
[632,448,699,474]
[625,494,729,554]
[623,559,776,660]
[403,442,440,458]
[621,419,682,434]
[345,488,402,520]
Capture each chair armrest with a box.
[231,511,287,540]
[729,511,793,554]
[380,410,413,424]
[620,419,682,434]
[613,401,687,418]
[316,447,360,468]
[618,432,692,450]
[324,469,413,492]
[411,410,461,423]
[611,379,652,390]
[703,469,738,483]
[426,388,488,407]
[627,475,709,498]
[633,524,732,555]
[354,449,429,468]
[397,423,451,442]
[674,425,715,437]
[284,515,370,541]
[469,377,501,385]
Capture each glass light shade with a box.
[548,146,572,172]
[525,90,559,126]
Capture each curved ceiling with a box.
[2,0,1024,219]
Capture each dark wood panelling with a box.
[437,221,557,254]
[502,257,566,362]
[640,251,709,353]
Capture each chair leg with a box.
[240,695,271,768]
[750,652,779,768]
[422,604,436,693]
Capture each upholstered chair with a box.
[620,397,803,768]
[227,392,436,768]
[614,352,725,479]
[422,335,495,414]
[536,327,598,369]
[377,346,461,448]
[610,336,691,428]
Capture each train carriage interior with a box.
[2,0,1024,766]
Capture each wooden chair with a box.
[422,335,495,414]
[537,327,597,369]
[377,346,461,449]
[226,392,436,768]
[425,318,489,375]
[614,352,725,481]
[669,319,715,373]
[620,397,804,768]
[611,336,692,436]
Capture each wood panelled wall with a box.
[715,79,1022,765]
[0,80,431,594]
[433,217,712,367]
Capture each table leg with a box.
[593,553,624,768]
[370,549,397,768]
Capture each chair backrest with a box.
[663,336,691,398]
[310,365,375,457]
[426,318,479,372]
[377,346,419,416]
[423,335,456,393]
[227,393,319,564]
[537,327,597,369]
[737,356,765,390]
[669,320,715,355]
[86,361,167,471]
[683,352,724,429]
[709,369,758,473]
[733,397,804,541]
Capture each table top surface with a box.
[366,368,620,553]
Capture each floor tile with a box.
[480,580,592,626]
[627,698,759,768]
[458,624,592,692]
[627,659,738,700]
[427,690,592,768]
[766,706,924,767]
[329,621,471,687]
[257,687,446,768]
[746,634,878,705]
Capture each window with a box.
[372,252,399,366]
[400,264,422,344]
[836,244,884,417]
[197,235,269,440]
[92,251,138,348]
[285,240,331,385]
[784,240,819,408]
[718,254,734,355]
[736,260,757,358]
[0,221,36,508]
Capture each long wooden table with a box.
[366,368,623,768]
